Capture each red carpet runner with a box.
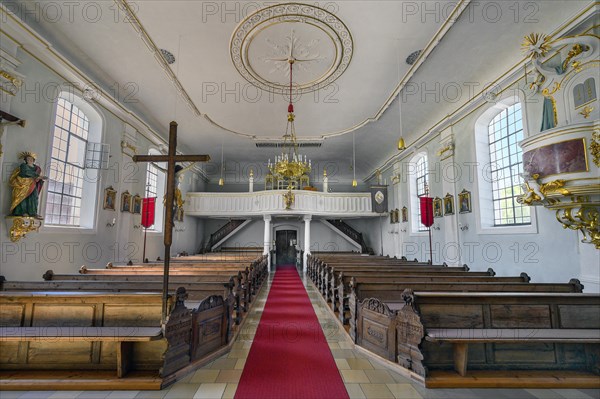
[235,265,349,399]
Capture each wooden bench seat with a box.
[0,326,163,341]
[0,326,163,378]
[394,291,600,386]
[0,288,233,390]
[426,328,600,377]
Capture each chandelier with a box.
[266,59,311,192]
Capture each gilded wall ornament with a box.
[580,105,594,119]
[591,129,600,167]
[521,33,552,59]
[6,216,43,242]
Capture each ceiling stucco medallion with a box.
[230,3,353,95]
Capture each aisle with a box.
[234,265,349,399]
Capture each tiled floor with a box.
[1,267,599,399]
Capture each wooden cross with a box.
[133,121,210,323]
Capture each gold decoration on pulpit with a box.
[6,216,43,242]
[539,179,570,196]
[580,105,594,119]
[591,130,600,167]
[556,205,600,249]
[519,179,543,205]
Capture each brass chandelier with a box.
[267,59,311,189]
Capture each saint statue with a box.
[9,151,47,218]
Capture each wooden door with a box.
[275,230,297,266]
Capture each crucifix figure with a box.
[133,121,210,323]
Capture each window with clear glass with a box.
[415,155,429,232]
[488,103,530,225]
[45,98,89,226]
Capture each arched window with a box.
[474,95,536,233]
[45,96,101,227]
[410,153,429,233]
[487,103,530,226]
[145,149,165,232]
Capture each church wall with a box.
[0,49,202,281]
[370,80,589,285]
[369,11,600,290]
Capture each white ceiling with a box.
[3,0,591,183]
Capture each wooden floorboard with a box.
[426,370,600,388]
[0,370,162,390]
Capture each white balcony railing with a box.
[185,190,376,217]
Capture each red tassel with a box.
[288,104,294,113]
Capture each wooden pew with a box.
[393,290,600,387]
[332,269,528,318]
[330,270,525,313]
[0,288,231,390]
[0,277,243,324]
[314,264,486,302]
[40,270,250,321]
[352,278,584,346]
[101,258,268,289]
[313,263,471,294]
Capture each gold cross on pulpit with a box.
[132,121,210,323]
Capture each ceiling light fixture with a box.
[267,58,312,190]
[397,42,406,152]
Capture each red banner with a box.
[420,197,434,227]
[141,197,156,228]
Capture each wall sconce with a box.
[400,227,407,233]
[431,224,441,231]
[133,224,141,229]
[106,218,116,227]
[459,223,469,231]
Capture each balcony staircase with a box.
[321,219,372,254]
[201,219,251,253]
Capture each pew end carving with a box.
[396,289,427,377]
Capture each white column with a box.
[303,215,311,273]
[249,170,254,192]
[323,170,328,193]
[263,215,272,269]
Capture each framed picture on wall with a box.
[103,186,116,211]
[433,197,443,218]
[443,193,454,216]
[121,191,132,213]
[401,206,408,223]
[458,189,472,213]
[132,194,142,214]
